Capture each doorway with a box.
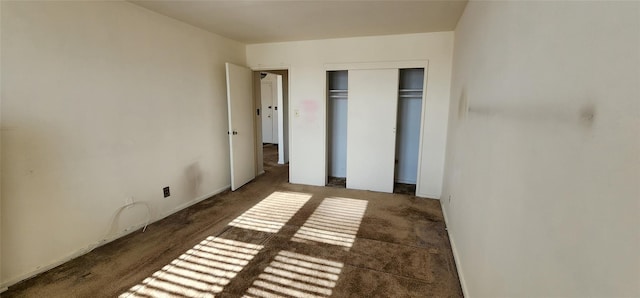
[253,69,289,177]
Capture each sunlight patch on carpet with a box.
[229,191,312,233]
[291,197,367,250]
[121,237,263,298]
[244,250,343,298]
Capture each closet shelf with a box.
[329,88,348,99]
[399,95,423,98]
[399,89,423,92]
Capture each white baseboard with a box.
[160,185,230,219]
[416,191,439,199]
[0,185,230,292]
[440,201,470,298]
[1,227,144,291]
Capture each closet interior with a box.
[326,70,348,187]
[393,68,424,195]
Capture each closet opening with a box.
[326,70,348,188]
[393,68,424,195]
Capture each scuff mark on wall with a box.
[467,102,596,128]
[184,162,202,199]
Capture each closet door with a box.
[346,68,399,193]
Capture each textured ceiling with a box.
[130,0,468,44]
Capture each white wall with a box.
[1,1,245,287]
[442,1,640,297]
[247,32,454,198]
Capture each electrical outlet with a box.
[163,186,170,198]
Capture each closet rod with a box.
[399,89,423,92]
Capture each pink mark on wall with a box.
[301,100,319,125]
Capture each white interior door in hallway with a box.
[260,73,279,144]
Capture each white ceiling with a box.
[130,0,468,44]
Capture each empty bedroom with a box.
[1,0,638,297]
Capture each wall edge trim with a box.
[416,192,439,199]
[441,200,470,298]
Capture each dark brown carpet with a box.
[2,145,462,297]
[327,178,416,196]
[326,176,346,188]
[394,183,417,196]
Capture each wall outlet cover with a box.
[163,186,170,198]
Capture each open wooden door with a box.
[346,68,399,193]
[226,62,256,191]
